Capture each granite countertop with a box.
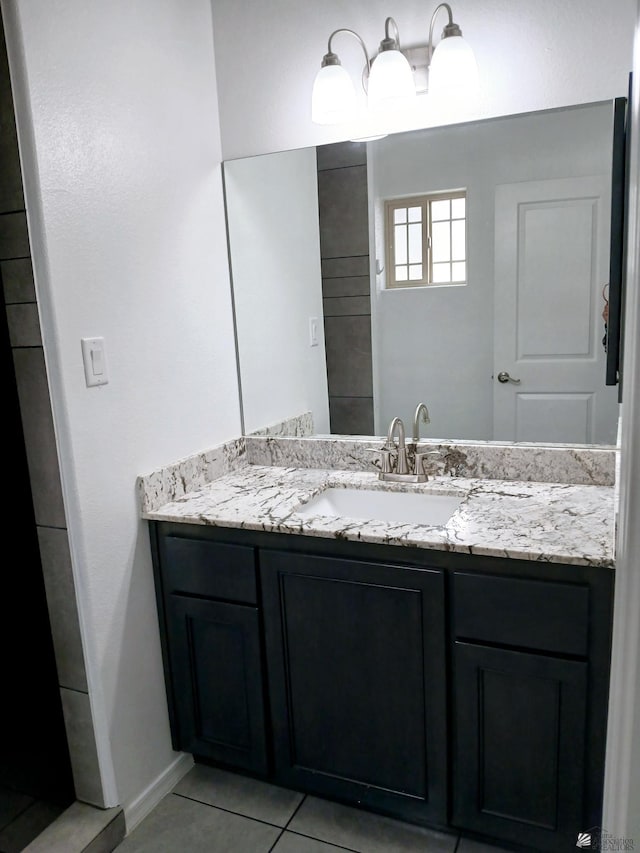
[141,463,616,568]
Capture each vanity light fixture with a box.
[311,28,371,125]
[367,18,416,112]
[427,3,480,100]
[311,4,478,125]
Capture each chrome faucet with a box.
[379,416,424,482]
[378,406,439,482]
[412,403,431,442]
[386,416,409,474]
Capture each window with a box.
[384,191,467,288]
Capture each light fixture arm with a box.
[427,3,463,65]
[380,16,402,52]
[322,28,371,94]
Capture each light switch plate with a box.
[309,317,319,347]
[81,337,109,387]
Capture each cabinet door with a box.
[453,641,588,852]
[261,550,447,825]
[166,595,268,774]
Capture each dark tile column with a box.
[1,8,102,808]
[317,142,373,435]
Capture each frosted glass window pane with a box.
[394,208,407,224]
[431,199,450,221]
[409,264,423,280]
[408,223,422,263]
[408,206,421,223]
[432,221,451,262]
[432,263,451,283]
[396,266,408,281]
[452,261,466,280]
[451,197,465,218]
[452,220,466,260]
[395,225,407,264]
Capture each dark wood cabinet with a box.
[149,522,613,852]
[261,550,448,826]
[453,642,588,851]
[151,529,268,774]
[450,570,612,852]
[164,595,268,773]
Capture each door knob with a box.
[497,371,521,384]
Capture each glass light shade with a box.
[367,49,416,111]
[428,35,479,100]
[311,63,358,124]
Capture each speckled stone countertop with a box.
[141,464,616,568]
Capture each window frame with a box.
[384,189,467,289]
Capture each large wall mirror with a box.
[223,100,621,446]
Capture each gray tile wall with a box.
[316,142,374,435]
[1,16,103,807]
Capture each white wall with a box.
[368,103,615,440]
[3,0,241,817]
[211,0,636,160]
[224,148,330,434]
[2,0,637,832]
[603,1,640,838]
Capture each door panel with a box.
[494,176,619,444]
[282,573,426,796]
[515,392,593,444]
[453,641,587,851]
[166,595,268,774]
[261,550,447,825]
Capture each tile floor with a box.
[115,763,508,853]
[0,786,65,853]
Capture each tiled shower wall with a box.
[0,14,104,807]
[317,141,374,434]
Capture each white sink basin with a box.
[295,487,463,527]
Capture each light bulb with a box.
[368,49,416,112]
[428,35,479,102]
[311,63,358,125]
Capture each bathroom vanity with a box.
[140,439,616,853]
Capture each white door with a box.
[493,176,619,445]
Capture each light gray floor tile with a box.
[457,837,512,853]
[22,802,124,853]
[116,793,280,852]
[289,797,457,853]
[272,830,349,852]
[0,788,34,832]
[173,764,303,827]
[0,800,64,853]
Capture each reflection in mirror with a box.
[223,101,621,446]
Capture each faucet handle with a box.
[379,449,394,474]
[365,446,394,473]
[414,450,442,479]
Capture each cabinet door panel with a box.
[283,573,426,796]
[261,550,447,825]
[166,596,268,774]
[453,641,587,852]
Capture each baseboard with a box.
[123,752,194,835]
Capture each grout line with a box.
[170,792,285,831]
[282,828,362,852]
[453,834,461,852]
[266,828,285,853]
[317,163,367,174]
[282,794,306,831]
